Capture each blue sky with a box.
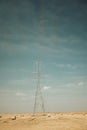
[0,0,87,113]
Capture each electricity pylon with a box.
[33,62,45,113]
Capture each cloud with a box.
[16,92,28,101]
[16,92,26,96]
[43,86,51,90]
[54,63,77,69]
[9,79,31,85]
[65,81,86,88]
[78,82,84,86]
[53,63,86,70]
[0,43,29,54]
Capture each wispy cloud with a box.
[53,63,76,69]
[16,92,26,96]
[53,63,86,70]
[43,86,51,90]
[65,81,86,88]
[16,92,27,101]
[77,82,85,86]
[8,79,31,85]
[0,42,29,53]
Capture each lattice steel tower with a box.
[33,62,45,113]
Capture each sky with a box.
[0,0,87,113]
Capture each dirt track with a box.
[0,112,87,130]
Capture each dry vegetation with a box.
[0,112,87,130]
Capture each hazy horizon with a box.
[0,0,87,113]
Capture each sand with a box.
[0,112,87,130]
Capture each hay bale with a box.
[11,116,16,120]
[48,114,51,117]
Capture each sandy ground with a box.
[0,112,87,130]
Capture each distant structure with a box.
[33,62,45,113]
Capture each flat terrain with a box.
[0,112,87,130]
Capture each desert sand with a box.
[0,112,87,130]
